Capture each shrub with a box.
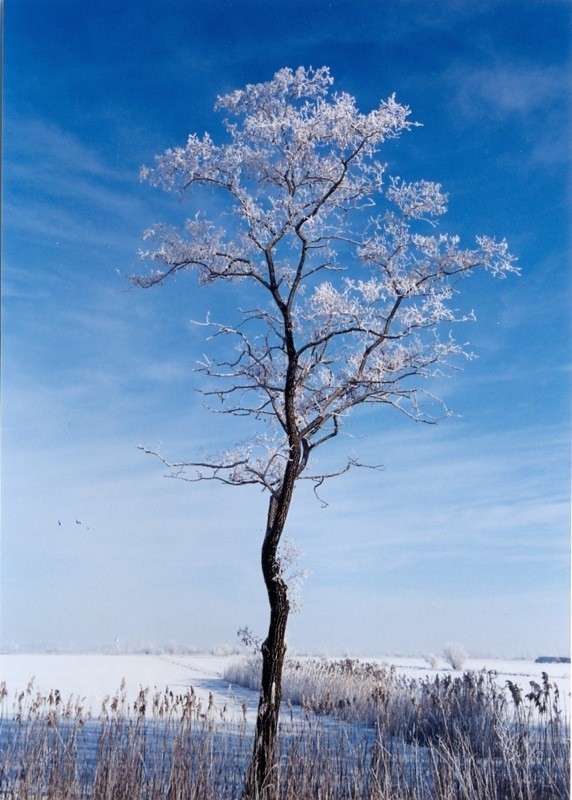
[211,643,235,657]
[443,642,468,670]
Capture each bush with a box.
[443,643,468,670]
[211,643,235,657]
[423,653,439,669]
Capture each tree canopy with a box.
[134,66,517,498]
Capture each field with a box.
[0,652,569,798]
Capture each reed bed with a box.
[0,661,569,799]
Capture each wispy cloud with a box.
[446,61,569,169]
[5,115,129,180]
[451,64,566,119]
[290,422,569,566]
[3,115,151,250]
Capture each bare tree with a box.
[132,67,517,796]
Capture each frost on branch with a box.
[276,537,309,613]
[133,217,259,288]
[138,435,291,495]
[386,178,448,219]
[133,66,517,494]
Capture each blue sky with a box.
[2,0,569,658]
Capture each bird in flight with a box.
[57,519,90,530]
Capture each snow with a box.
[0,653,260,722]
[0,652,569,721]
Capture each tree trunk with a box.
[247,582,289,798]
[245,314,302,797]
[245,466,297,798]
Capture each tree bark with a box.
[245,460,298,798]
[247,581,289,798]
[244,294,302,798]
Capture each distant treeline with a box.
[535,656,570,664]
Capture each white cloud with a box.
[289,422,569,568]
[452,64,565,118]
[445,61,569,172]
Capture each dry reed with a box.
[0,661,568,799]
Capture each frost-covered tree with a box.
[133,67,517,796]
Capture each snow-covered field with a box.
[1,652,569,721]
[0,653,259,722]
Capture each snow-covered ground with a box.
[0,653,569,721]
[0,653,260,722]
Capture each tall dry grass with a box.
[0,661,569,799]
